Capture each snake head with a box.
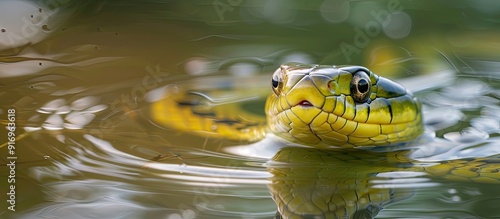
[266,63,423,147]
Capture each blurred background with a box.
[1,0,500,218]
[1,0,500,81]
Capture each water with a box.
[1,1,500,218]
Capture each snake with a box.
[150,63,500,218]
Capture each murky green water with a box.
[1,1,500,218]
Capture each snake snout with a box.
[298,100,314,107]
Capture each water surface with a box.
[1,1,500,218]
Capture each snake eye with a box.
[272,78,279,88]
[271,69,283,95]
[350,71,371,103]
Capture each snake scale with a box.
[151,63,500,218]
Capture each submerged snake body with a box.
[152,63,423,148]
[150,63,500,218]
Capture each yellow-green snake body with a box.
[152,63,423,147]
[150,63,500,218]
[266,63,423,147]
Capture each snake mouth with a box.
[298,100,314,107]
